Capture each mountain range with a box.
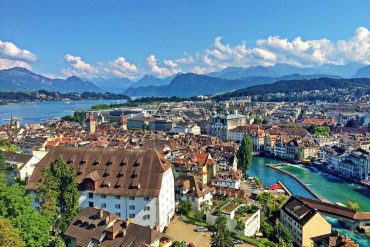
[0,67,100,93]
[0,63,369,96]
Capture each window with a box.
[144,197,150,201]
[143,214,150,220]
[101,203,106,208]
[101,195,106,199]
[129,214,135,218]
[88,193,93,199]
[116,212,121,217]
[115,195,120,199]
[129,196,135,200]
[145,206,150,211]
[129,205,135,210]
[115,204,121,209]
[89,202,94,207]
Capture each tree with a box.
[272,223,293,247]
[256,192,289,221]
[0,218,25,247]
[0,183,50,247]
[237,134,253,172]
[234,219,245,231]
[54,236,66,247]
[178,200,191,216]
[260,219,273,238]
[0,139,21,152]
[37,156,79,234]
[346,201,360,211]
[210,215,233,247]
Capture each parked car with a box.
[232,238,244,245]
[195,226,208,232]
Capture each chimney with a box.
[99,209,104,219]
[123,219,131,228]
[104,215,110,225]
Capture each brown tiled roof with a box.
[27,147,171,197]
[282,196,319,226]
[2,151,33,171]
[175,175,214,198]
[65,207,162,247]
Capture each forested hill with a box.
[213,77,370,101]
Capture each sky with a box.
[0,0,369,79]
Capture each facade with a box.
[174,123,201,135]
[280,196,331,247]
[27,147,175,232]
[209,114,246,141]
[64,207,164,247]
[174,175,213,212]
[86,113,96,134]
[149,119,173,132]
[210,169,241,189]
[127,117,151,130]
[206,201,260,237]
[2,151,41,182]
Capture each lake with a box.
[0,100,127,125]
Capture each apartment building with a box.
[27,147,175,232]
[280,196,331,247]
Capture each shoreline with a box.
[267,163,325,202]
[255,153,370,190]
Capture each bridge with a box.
[297,196,370,232]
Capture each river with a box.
[248,156,370,246]
[0,100,127,125]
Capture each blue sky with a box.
[0,0,369,79]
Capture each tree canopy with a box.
[210,214,233,247]
[237,134,253,172]
[37,156,79,234]
[0,218,25,247]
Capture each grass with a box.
[232,233,277,247]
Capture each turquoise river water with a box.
[248,156,370,246]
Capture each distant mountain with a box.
[130,74,175,88]
[89,77,133,92]
[124,73,341,97]
[352,65,370,78]
[207,63,364,79]
[214,77,370,100]
[208,66,278,79]
[0,67,101,93]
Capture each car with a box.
[195,226,208,232]
[232,238,244,245]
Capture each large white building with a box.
[2,151,42,182]
[27,147,175,232]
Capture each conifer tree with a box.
[210,215,233,247]
[37,156,79,234]
[237,134,253,172]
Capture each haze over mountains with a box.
[0,63,369,96]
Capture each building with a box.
[86,113,96,134]
[174,175,213,212]
[206,200,260,237]
[64,207,165,247]
[118,115,127,130]
[127,117,151,130]
[2,151,41,182]
[27,147,175,232]
[312,231,359,247]
[209,113,246,140]
[174,122,201,135]
[280,196,331,247]
[210,170,241,189]
[349,149,369,181]
[149,119,173,132]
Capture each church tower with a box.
[86,113,96,133]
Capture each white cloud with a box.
[0,40,36,70]
[0,40,37,61]
[63,54,98,75]
[59,26,370,77]
[147,55,180,76]
[0,58,32,70]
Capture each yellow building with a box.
[280,196,331,247]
